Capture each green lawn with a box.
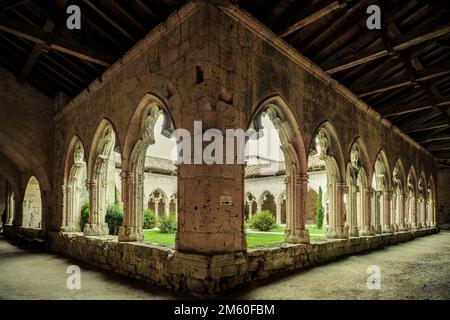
[144,225,326,248]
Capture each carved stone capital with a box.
[294,174,308,185]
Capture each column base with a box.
[61,223,81,233]
[359,226,374,236]
[118,226,144,242]
[83,223,109,236]
[349,226,359,237]
[285,228,310,244]
[382,224,393,233]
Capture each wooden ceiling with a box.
[1,0,450,163]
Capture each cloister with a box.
[0,0,449,296]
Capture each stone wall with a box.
[437,168,450,229]
[48,227,438,295]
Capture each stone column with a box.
[83,179,109,236]
[349,185,359,237]
[276,202,281,225]
[410,196,417,230]
[286,174,310,243]
[360,187,373,236]
[398,193,407,231]
[6,192,15,225]
[118,171,144,241]
[327,182,348,239]
[374,191,382,234]
[382,191,393,233]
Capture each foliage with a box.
[158,214,177,234]
[317,186,324,229]
[105,204,123,235]
[249,210,277,232]
[114,186,120,205]
[81,202,89,229]
[143,209,157,229]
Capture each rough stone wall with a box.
[0,67,54,232]
[437,168,450,228]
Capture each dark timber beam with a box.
[323,23,450,74]
[406,123,449,133]
[0,15,113,66]
[353,62,450,97]
[279,0,348,37]
[419,136,450,144]
[383,95,450,117]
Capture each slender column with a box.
[118,171,144,241]
[398,193,407,231]
[374,190,382,234]
[276,202,281,225]
[410,196,417,230]
[382,191,393,233]
[6,192,15,225]
[286,174,310,243]
[83,178,109,236]
[327,182,348,239]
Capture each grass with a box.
[143,224,327,248]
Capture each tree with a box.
[317,186,324,229]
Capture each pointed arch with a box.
[427,175,436,227]
[119,93,175,242]
[84,119,120,236]
[22,176,42,229]
[406,166,418,230]
[346,162,358,236]
[418,171,427,228]
[393,159,407,231]
[62,135,87,231]
[248,94,309,243]
[373,149,392,233]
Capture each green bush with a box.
[158,214,177,234]
[105,204,123,235]
[249,210,276,232]
[81,202,89,229]
[317,186,324,229]
[143,209,157,229]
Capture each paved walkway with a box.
[1,232,450,299]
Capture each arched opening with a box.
[372,151,392,234]
[406,168,418,230]
[119,95,177,243]
[393,160,406,231]
[63,137,88,232]
[427,176,436,227]
[278,192,286,224]
[244,192,257,221]
[84,121,122,236]
[346,163,358,237]
[245,96,309,244]
[307,125,346,239]
[418,174,427,229]
[260,191,277,218]
[22,176,42,229]
[148,189,168,217]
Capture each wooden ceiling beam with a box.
[0,15,114,66]
[384,95,450,117]
[418,136,450,144]
[82,0,135,42]
[406,123,449,133]
[323,23,450,73]
[134,0,160,22]
[109,1,146,33]
[279,0,348,38]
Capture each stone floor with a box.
[1,232,450,300]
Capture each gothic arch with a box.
[406,166,418,230]
[349,137,372,181]
[22,176,42,229]
[62,135,87,232]
[259,190,276,218]
[84,119,120,236]
[244,192,257,220]
[372,149,392,233]
[393,159,407,231]
[148,188,168,217]
[427,175,436,227]
[418,172,427,229]
[119,93,175,241]
[309,121,346,238]
[346,163,358,236]
[248,95,309,243]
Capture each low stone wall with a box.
[47,228,438,296]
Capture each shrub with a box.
[105,204,123,235]
[143,209,157,229]
[317,186,324,229]
[158,214,177,234]
[249,210,276,232]
[81,202,89,229]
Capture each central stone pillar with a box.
[83,179,109,236]
[399,192,407,231]
[327,182,348,239]
[348,185,359,237]
[118,171,144,242]
[286,174,310,243]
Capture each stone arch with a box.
[169,193,177,216]
[22,176,42,229]
[346,163,358,236]
[406,166,418,230]
[62,135,87,232]
[427,175,436,227]
[248,95,309,243]
[148,188,168,217]
[119,93,175,241]
[349,139,372,236]
[84,119,120,236]
[372,149,392,234]
[259,191,277,218]
[244,192,257,221]
[393,159,407,231]
[418,172,427,229]
[309,121,346,239]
